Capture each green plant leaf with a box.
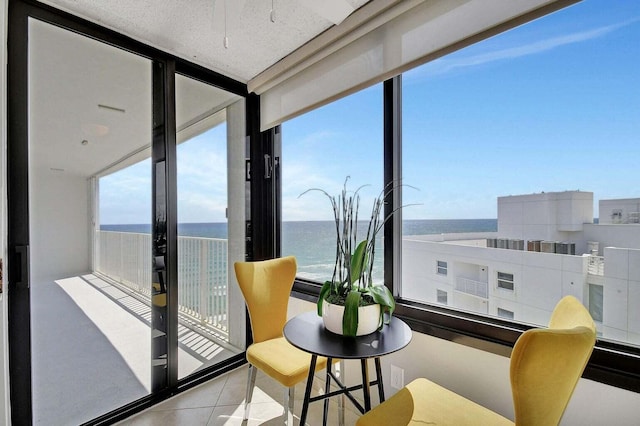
[367,285,396,323]
[317,281,332,316]
[350,240,368,285]
[342,290,361,337]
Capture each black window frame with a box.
[289,74,640,394]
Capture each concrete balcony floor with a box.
[31,273,236,425]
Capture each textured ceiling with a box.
[28,0,371,178]
[39,0,370,83]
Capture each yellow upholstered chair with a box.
[234,256,330,424]
[357,295,596,426]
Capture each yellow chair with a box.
[234,256,330,424]
[357,295,596,426]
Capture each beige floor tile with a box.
[152,378,226,411]
[121,362,374,425]
[207,402,285,425]
[217,378,284,407]
[224,365,252,385]
[120,406,215,426]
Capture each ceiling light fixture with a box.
[223,0,229,49]
[98,104,125,113]
[270,0,276,23]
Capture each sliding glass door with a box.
[7,5,249,423]
[28,19,153,424]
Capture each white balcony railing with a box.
[95,230,229,339]
[588,255,605,276]
[455,276,488,299]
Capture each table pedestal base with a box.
[299,356,385,426]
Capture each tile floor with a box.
[117,364,363,425]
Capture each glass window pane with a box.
[498,308,515,320]
[589,284,604,323]
[437,261,448,275]
[175,75,245,379]
[29,19,152,424]
[282,85,383,284]
[437,289,448,304]
[401,0,640,346]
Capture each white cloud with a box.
[406,19,637,80]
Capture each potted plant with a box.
[300,177,399,337]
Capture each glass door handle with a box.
[15,245,30,289]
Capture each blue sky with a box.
[99,125,227,224]
[101,0,640,224]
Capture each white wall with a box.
[226,99,247,350]
[288,298,640,425]
[583,223,640,255]
[599,199,640,224]
[29,168,91,283]
[498,191,593,242]
[601,247,640,345]
[402,238,587,326]
[1,0,10,422]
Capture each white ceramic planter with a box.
[322,301,381,336]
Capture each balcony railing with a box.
[96,230,229,340]
[588,255,605,276]
[455,276,489,299]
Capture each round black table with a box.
[284,311,412,425]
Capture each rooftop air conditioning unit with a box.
[540,241,556,253]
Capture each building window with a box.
[436,260,448,275]
[497,272,514,291]
[589,284,604,323]
[437,289,448,305]
[497,308,514,320]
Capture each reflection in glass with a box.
[29,19,152,424]
[175,74,244,379]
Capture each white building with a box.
[403,190,640,345]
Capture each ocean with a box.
[101,219,497,283]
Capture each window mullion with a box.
[383,76,402,295]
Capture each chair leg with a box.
[244,364,257,421]
[283,386,295,425]
[338,391,345,426]
[338,360,345,426]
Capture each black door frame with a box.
[7,2,32,425]
[6,0,252,424]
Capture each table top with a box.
[283,311,412,359]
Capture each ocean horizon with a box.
[101,219,497,282]
[100,218,498,237]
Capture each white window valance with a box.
[251,0,575,131]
